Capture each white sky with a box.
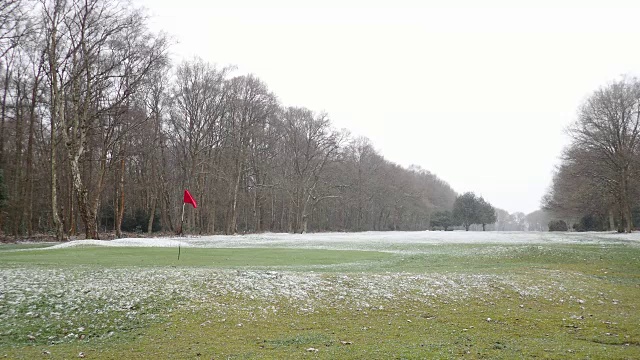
[133,0,640,214]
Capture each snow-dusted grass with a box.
[40,230,640,253]
[0,265,581,346]
[1,231,640,359]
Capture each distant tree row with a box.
[0,0,458,239]
[431,205,556,232]
[430,192,496,231]
[543,77,640,233]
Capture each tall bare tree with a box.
[565,77,640,232]
[169,58,231,234]
[42,0,168,239]
[221,75,277,234]
[0,0,32,59]
[279,108,344,233]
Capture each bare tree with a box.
[139,65,170,233]
[169,58,231,233]
[0,0,32,59]
[566,77,640,232]
[543,145,620,231]
[42,0,168,239]
[279,108,344,233]
[1,9,467,237]
[41,0,66,240]
[344,137,382,231]
[221,75,277,234]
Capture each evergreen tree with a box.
[452,192,497,231]
[430,210,454,231]
[452,192,481,231]
[478,197,497,231]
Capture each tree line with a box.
[0,0,462,239]
[543,77,640,233]
[430,192,496,231]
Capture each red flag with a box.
[183,189,197,208]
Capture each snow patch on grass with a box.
[48,238,192,250]
[3,231,634,346]
[1,265,581,345]
[41,231,640,253]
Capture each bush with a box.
[430,210,455,231]
[572,214,606,232]
[632,207,640,231]
[548,220,568,232]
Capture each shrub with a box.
[548,220,568,232]
[572,214,606,232]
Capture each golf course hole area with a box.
[0,247,391,268]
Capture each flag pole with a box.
[178,202,185,260]
[179,190,197,260]
[180,202,185,236]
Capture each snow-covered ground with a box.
[0,265,583,344]
[3,231,633,345]
[45,231,640,253]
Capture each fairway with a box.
[1,231,640,359]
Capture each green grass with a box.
[0,246,390,268]
[6,294,639,359]
[386,243,640,276]
[0,243,56,251]
[1,239,640,359]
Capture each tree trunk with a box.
[226,166,241,235]
[78,196,97,239]
[115,158,125,238]
[609,208,615,231]
[299,195,311,234]
[286,201,293,233]
[69,155,98,239]
[48,18,65,241]
[147,195,156,234]
[67,172,76,235]
[12,80,24,236]
[88,201,99,239]
[617,205,624,233]
[253,188,262,232]
[147,135,159,234]
[24,71,40,236]
[50,94,64,241]
[0,65,10,167]
[624,206,633,232]
[301,213,308,234]
[51,142,64,240]
[210,197,216,233]
[620,169,632,233]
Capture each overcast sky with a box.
[133,0,640,214]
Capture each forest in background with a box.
[0,0,467,239]
[6,0,624,240]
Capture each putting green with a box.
[0,246,390,268]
